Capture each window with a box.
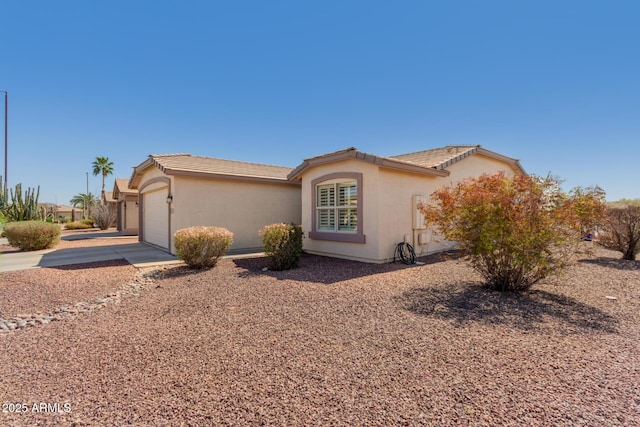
[310,173,365,243]
[316,181,357,232]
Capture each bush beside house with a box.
[174,226,234,269]
[260,223,303,270]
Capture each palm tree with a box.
[70,192,98,219]
[92,156,114,202]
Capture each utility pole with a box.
[85,172,89,219]
[1,90,7,188]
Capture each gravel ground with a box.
[0,239,638,426]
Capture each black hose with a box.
[395,242,417,265]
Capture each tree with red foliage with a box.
[419,172,607,291]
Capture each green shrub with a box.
[65,221,93,230]
[4,221,61,251]
[81,218,95,227]
[259,223,303,271]
[174,226,234,269]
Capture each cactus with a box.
[0,178,46,222]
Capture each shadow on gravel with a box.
[398,283,618,334]
[232,252,461,284]
[61,231,126,240]
[579,257,640,271]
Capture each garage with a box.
[141,186,170,249]
[128,154,301,255]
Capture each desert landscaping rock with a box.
[0,240,639,425]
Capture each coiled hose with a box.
[395,242,417,265]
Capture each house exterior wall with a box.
[300,159,382,262]
[300,153,524,263]
[171,176,301,254]
[445,154,520,182]
[118,195,139,235]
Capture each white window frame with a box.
[309,172,365,243]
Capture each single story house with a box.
[53,205,81,222]
[129,145,524,262]
[287,145,525,263]
[129,154,301,254]
[113,178,139,235]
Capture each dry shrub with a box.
[174,226,234,269]
[4,221,61,251]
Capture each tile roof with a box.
[288,145,525,180]
[150,154,294,180]
[389,145,480,169]
[103,191,116,203]
[114,178,137,195]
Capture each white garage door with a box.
[143,188,169,249]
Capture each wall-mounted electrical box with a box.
[412,195,427,230]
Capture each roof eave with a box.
[167,168,301,185]
[287,147,449,180]
[475,147,527,175]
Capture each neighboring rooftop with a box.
[114,178,138,196]
[129,153,298,187]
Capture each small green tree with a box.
[419,173,607,291]
[70,192,98,219]
[597,201,640,260]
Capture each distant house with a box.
[113,178,139,235]
[128,154,301,254]
[129,145,525,262]
[54,205,80,222]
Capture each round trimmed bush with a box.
[174,226,234,269]
[4,221,61,251]
[259,223,303,271]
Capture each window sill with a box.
[309,231,366,243]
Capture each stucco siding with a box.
[172,176,301,254]
[377,169,447,261]
[445,154,520,182]
[300,159,381,262]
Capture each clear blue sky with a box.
[2,0,638,204]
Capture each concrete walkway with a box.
[0,236,181,273]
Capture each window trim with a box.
[309,172,365,243]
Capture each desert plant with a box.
[174,226,234,269]
[0,181,46,222]
[259,223,303,270]
[70,192,98,219]
[4,221,61,251]
[90,204,116,230]
[597,201,640,260]
[65,220,93,230]
[419,172,607,291]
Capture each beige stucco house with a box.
[287,145,525,263]
[129,154,301,254]
[113,178,139,235]
[129,145,524,263]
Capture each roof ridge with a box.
[153,153,293,170]
[389,145,479,158]
[149,153,192,157]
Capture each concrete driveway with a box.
[0,234,180,273]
